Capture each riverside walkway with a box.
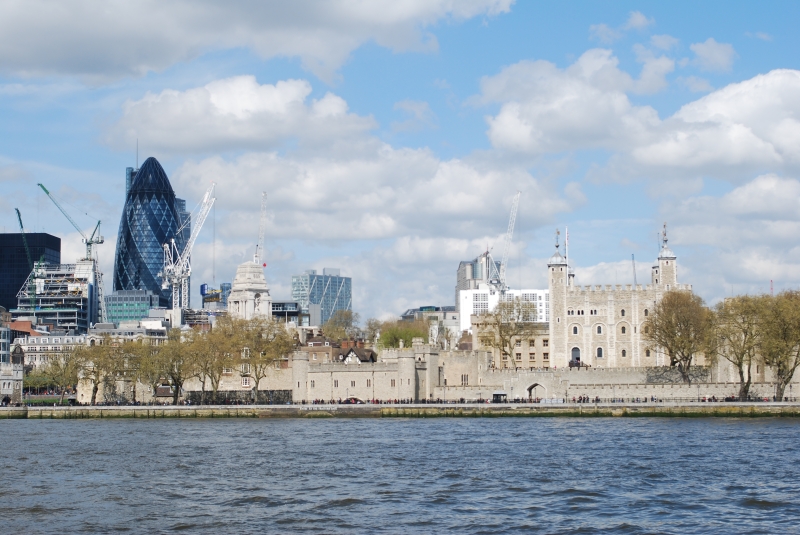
[3,402,800,419]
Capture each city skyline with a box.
[1,2,799,319]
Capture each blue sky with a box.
[2,1,800,318]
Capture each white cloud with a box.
[0,0,512,83]
[656,174,800,301]
[479,51,800,183]
[392,100,437,132]
[478,49,663,154]
[651,34,679,51]
[589,24,621,44]
[105,75,376,154]
[624,11,654,30]
[679,75,713,92]
[690,38,737,72]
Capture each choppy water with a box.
[1,418,799,534]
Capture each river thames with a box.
[1,418,798,533]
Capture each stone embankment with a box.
[3,403,800,419]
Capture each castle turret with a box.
[547,230,569,368]
[651,223,677,288]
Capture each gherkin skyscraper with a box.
[113,157,188,308]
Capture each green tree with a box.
[365,317,382,344]
[757,290,800,400]
[378,319,428,348]
[158,330,198,405]
[45,350,82,403]
[713,295,762,400]
[644,290,715,383]
[75,336,118,405]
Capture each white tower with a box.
[227,262,272,320]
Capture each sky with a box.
[2,0,800,320]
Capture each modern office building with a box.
[11,260,100,334]
[105,290,160,325]
[0,233,60,313]
[271,301,308,325]
[113,157,189,308]
[455,251,501,313]
[291,268,352,326]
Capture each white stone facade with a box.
[547,230,692,369]
[227,262,272,320]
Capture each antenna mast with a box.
[254,192,267,266]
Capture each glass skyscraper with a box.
[291,268,352,326]
[113,157,188,308]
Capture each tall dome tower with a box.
[113,157,187,308]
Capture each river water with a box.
[1,418,799,534]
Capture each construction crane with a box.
[37,183,107,323]
[498,192,521,290]
[160,183,216,310]
[253,192,267,267]
[15,208,41,320]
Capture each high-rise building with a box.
[105,290,160,325]
[0,233,60,312]
[455,251,500,313]
[291,268,352,326]
[113,157,189,308]
[12,260,99,334]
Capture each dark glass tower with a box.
[113,157,187,308]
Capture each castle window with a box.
[391,379,396,387]
[543,339,549,347]
[597,326,602,334]
[596,347,603,359]
[621,309,625,317]
[621,326,626,334]
[367,379,371,387]
[644,326,650,334]
[543,353,549,360]
[311,380,315,388]
[351,381,356,387]
[622,350,627,357]
[573,326,578,335]
[515,353,522,360]
[646,350,651,357]
[644,309,649,316]
[334,380,339,388]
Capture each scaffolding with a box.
[13,261,99,333]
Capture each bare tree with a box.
[644,291,714,383]
[323,310,361,341]
[713,295,762,400]
[757,290,800,400]
[74,336,117,405]
[186,321,234,404]
[476,297,539,364]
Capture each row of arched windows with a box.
[571,324,650,335]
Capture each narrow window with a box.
[334,380,339,388]
[573,326,578,335]
[351,380,356,387]
[597,326,602,335]
[543,339,549,347]
[644,309,649,317]
[622,350,627,357]
[646,350,651,357]
[311,380,315,388]
[621,326,626,334]
[597,347,603,359]
[621,309,625,317]
[391,379,396,387]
